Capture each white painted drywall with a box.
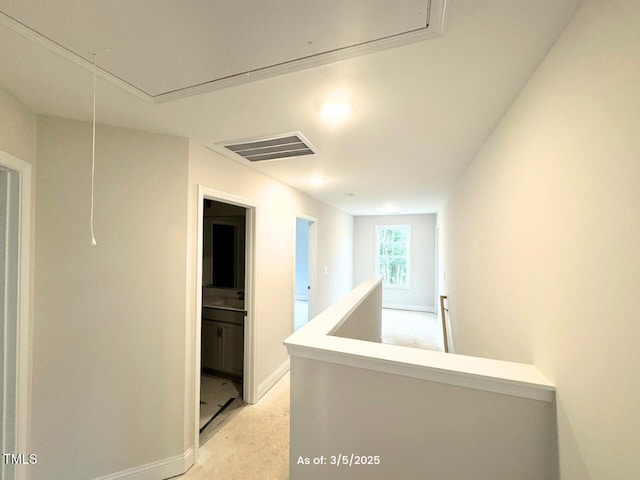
[290,357,556,480]
[354,214,436,311]
[32,117,190,479]
[0,86,37,165]
[286,277,557,480]
[331,280,382,343]
[441,0,640,477]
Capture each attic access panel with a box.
[0,0,445,101]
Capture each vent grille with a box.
[222,132,315,162]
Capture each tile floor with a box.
[199,374,242,431]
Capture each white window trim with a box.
[375,224,411,290]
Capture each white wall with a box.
[0,87,37,165]
[186,141,353,421]
[331,280,382,343]
[441,0,640,477]
[32,117,190,479]
[354,214,436,311]
[290,358,556,480]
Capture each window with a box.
[376,225,410,289]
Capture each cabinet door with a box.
[201,321,221,370]
[220,323,244,377]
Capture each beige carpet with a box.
[381,308,444,352]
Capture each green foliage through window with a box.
[375,225,410,289]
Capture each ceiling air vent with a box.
[221,132,316,162]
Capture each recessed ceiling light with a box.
[309,177,326,186]
[320,98,353,121]
[382,203,400,214]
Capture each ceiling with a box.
[0,0,581,215]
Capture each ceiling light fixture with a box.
[309,177,326,186]
[320,98,353,121]
[382,203,400,214]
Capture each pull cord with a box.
[90,53,97,246]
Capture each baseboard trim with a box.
[382,303,435,313]
[93,448,193,480]
[257,359,290,400]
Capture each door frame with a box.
[0,150,31,480]
[193,185,258,458]
[293,214,317,330]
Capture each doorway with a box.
[1,151,31,480]
[199,200,246,440]
[194,187,257,455]
[294,215,316,330]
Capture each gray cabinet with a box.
[201,321,220,370]
[202,308,244,378]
